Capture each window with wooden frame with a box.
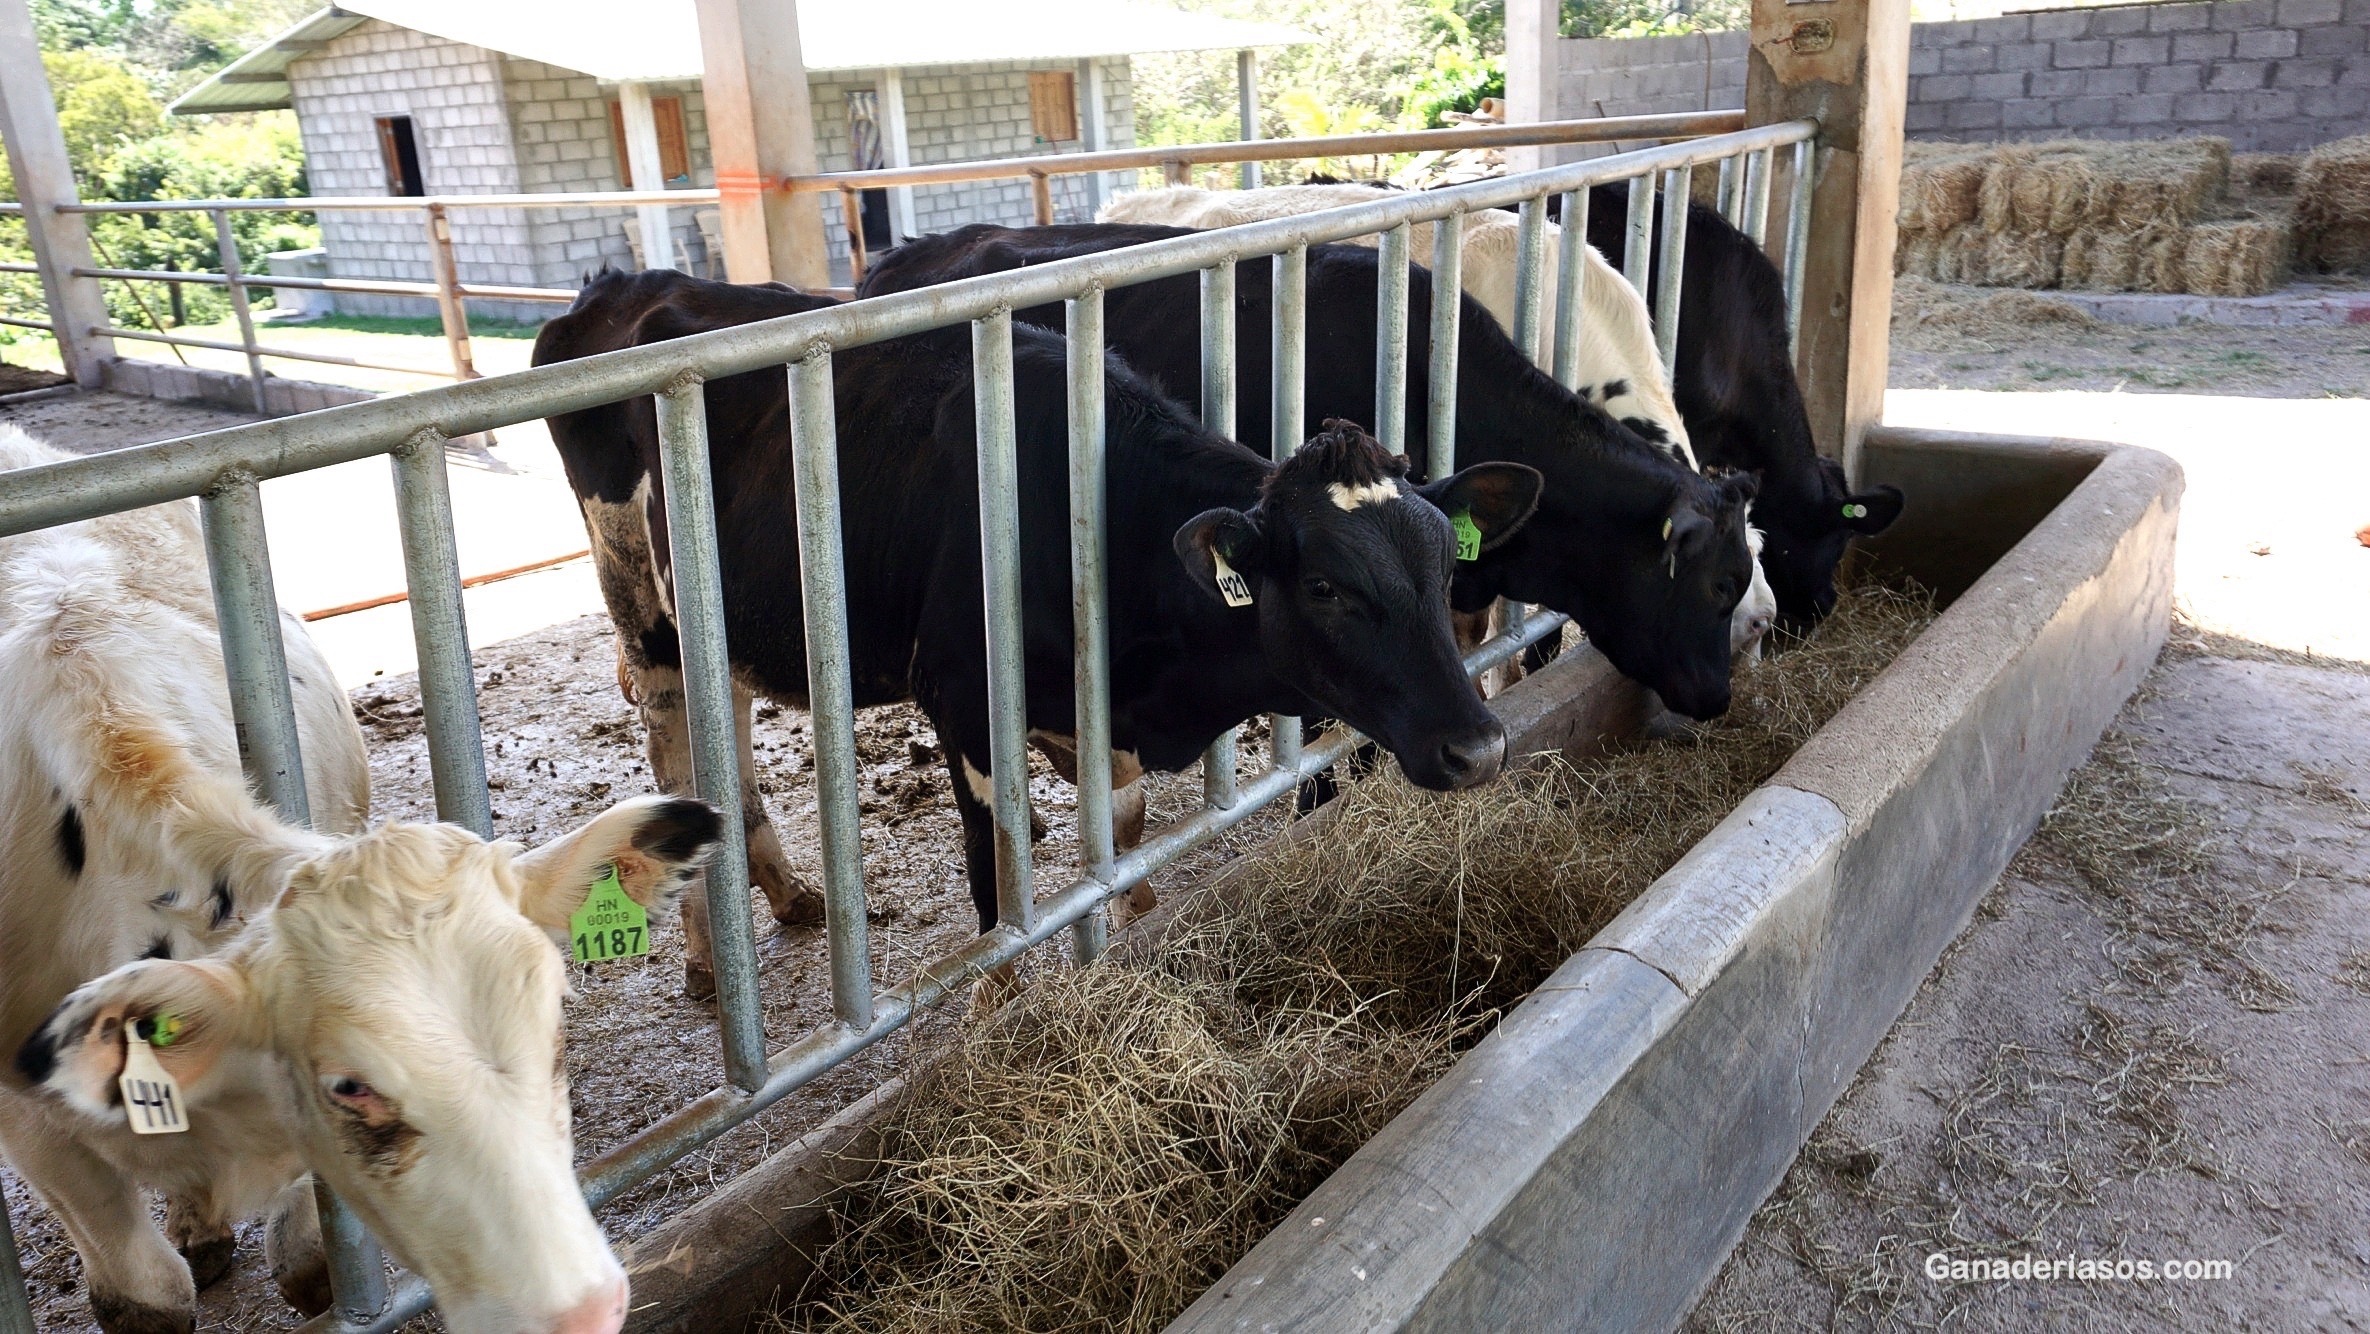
[1028,71,1078,145]
[607,96,691,184]
[375,115,425,196]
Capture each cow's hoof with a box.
[90,1292,193,1334]
[1028,806,1048,842]
[178,1231,236,1290]
[265,1177,330,1318]
[271,1252,333,1320]
[683,961,717,1002]
[772,886,824,928]
[969,962,1021,1014]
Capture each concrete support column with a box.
[1078,58,1111,217]
[0,0,114,385]
[617,81,678,271]
[692,0,830,288]
[880,67,918,243]
[1237,50,1261,190]
[1746,0,1910,473]
[1503,0,1562,174]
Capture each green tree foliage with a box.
[1560,0,1750,39]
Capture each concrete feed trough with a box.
[1169,427,2181,1332]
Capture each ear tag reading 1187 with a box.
[120,1019,188,1135]
[1211,550,1254,608]
[1451,511,1482,562]
[570,864,649,963]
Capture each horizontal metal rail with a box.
[57,188,722,215]
[94,324,462,380]
[72,265,577,304]
[0,314,56,333]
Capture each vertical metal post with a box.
[1374,220,1410,454]
[1237,49,1262,190]
[200,476,391,1325]
[1622,173,1655,298]
[1784,138,1815,351]
[1268,246,1305,776]
[1064,291,1114,964]
[788,350,874,1028]
[653,377,768,1090]
[1744,146,1774,249]
[1512,195,1548,368]
[0,1198,31,1334]
[1550,189,1589,391]
[972,311,1037,936]
[1654,164,1691,379]
[211,209,266,414]
[389,432,492,836]
[423,203,479,382]
[1425,216,1462,474]
[1716,154,1739,226]
[1199,260,1239,811]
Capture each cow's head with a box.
[1759,457,1903,626]
[1175,421,1541,791]
[15,796,721,1334]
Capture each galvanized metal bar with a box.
[1654,164,1692,380]
[90,324,462,379]
[313,1187,391,1328]
[0,1196,37,1334]
[1268,245,1307,776]
[788,351,874,1029]
[652,377,768,1090]
[211,209,267,414]
[1512,196,1548,367]
[1374,220,1411,454]
[1622,173,1656,298]
[1785,138,1816,351]
[1064,290,1115,964]
[388,432,492,836]
[1197,259,1239,809]
[1743,145,1774,249]
[1425,212,1463,474]
[1202,729,1238,812]
[1716,154,1740,226]
[1550,189,1589,391]
[972,311,1037,936]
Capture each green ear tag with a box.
[1842,502,1867,520]
[1451,511,1482,562]
[145,1013,181,1048]
[570,864,649,963]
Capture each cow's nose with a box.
[1437,728,1506,789]
[551,1278,626,1334]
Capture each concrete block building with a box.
[172,0,1303,319]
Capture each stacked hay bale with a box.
[1896,137,2299,298]
[2296,134,2370,275]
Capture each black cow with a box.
[535,269,1541,989]
[1577,187,1903,624]
[859,223,1759,722]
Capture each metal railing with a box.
[0,114,1817,1332]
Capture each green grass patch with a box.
[258,312,544,339]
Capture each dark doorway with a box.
[375,116,426,197]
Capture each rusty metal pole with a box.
[422,203,478,382]
[1031,171,1056,226]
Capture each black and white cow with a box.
[535,270,1541,990]
[858,224,1760,717]
[1577,187,1904,625]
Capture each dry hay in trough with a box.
[2297,134,2370,274]
[782,584,1937,1334]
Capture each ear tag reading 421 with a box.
[120,1017,188,1135]
[1451,511,1482,563]
[570,864,650,963]
[1211,550,1254,608]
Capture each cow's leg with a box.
[1107,752,1157,927]
[633,663,718,999]
[945,743,1025,1011]
[263,1177,331,1318]
[0,1114,192,1333]
[161,1193,234,1290]
[735,683,821,928]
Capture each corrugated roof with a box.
[171,0,1308,114]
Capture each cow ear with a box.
[15,957,258,1123]
[1718,469,1760,509]
[1839,485,1903,535]
[1173,507,1265,606]
[1418,462,1543,553]
[507,796,723,933]
[1661,499,1714,574]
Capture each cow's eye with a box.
[1305,577,1338,601]
[326,1076,374,1104]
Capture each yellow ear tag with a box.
[1451,512,1482,562]
[570,864,650,963]
[1211,549,1254,608]
[120,1019,188,1135]
[1661,517,1674,541]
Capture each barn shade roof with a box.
[169,0,1310,114]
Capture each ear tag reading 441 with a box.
[1451,511,1482,563]
[571,864,649,963]
[1211,549,1254,608]
[120,1016,187,1135]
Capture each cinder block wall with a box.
[1550,0,2370,155]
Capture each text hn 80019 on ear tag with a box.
[121,1017,188,1135]
[1451,512,1482,562]
[1211,550,1254,608]
[571,864,650,963]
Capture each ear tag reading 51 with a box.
[571,864,650,963]
[1211,550,1254,608]
[120,1018,188,1135]
[1451,511,1482,562]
